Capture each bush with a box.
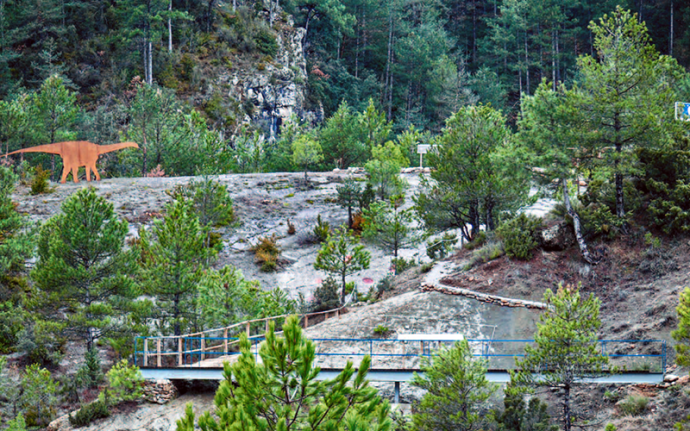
[313,215,331,243]
[251,234,281,272]
[373,325,390,337]
[496,214,543,260]
[30,166,53,195]
[100,360,143,404]
[426,232,458,260]
[618,395,649,416]
[463,231,487,250]
[255,28,278,56]
[391,257,415,274]
[420,262,435,273]
[311,276,340,312]
[69,397,110,427]
[463,241,504,270]
[376,276,393,296]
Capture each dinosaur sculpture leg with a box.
[60,165,71,184]
[85,165,91,181]
[90,163,101,181]
[71,165,80,183]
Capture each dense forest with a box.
[1,0,689,175]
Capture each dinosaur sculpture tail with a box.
[97,142,139,155]
[4,143,63,157]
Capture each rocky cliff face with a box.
[209,6,318,138]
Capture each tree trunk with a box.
[174,293,181,336]
[614,111,625,219]
[562,178,597,264]
[670,0,674,56]
[524,31,530,94]
[563,384,572,431]
[148,41,153,84]
[347,205,353,229]
[485,197,494,231]
[168,0,173,53]
[341,272,347,304]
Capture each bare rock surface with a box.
[47,393,214,431]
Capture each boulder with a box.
[664,374,679,383]
[539,221,575,251]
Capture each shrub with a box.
[351,211,364,233]
[313,214,331,243]
[463,241,504,270]
[251,234,281,272]
[373,325,390,337]
[69,396,110,427]
[30,166,53,195]
[76,348,104,389]
[391,257,415,274]
[463,231,487,250]
[604,390,623,403]
[255,28,278,56]
[420,262,435,273]
[618,395,649,416]
[312,276,340,312]
[376,276,393,296]
[100,360,143,404]
[426,232,458,260]
[496,214,543,260]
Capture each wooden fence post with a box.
[200,333,206,361]
[156,339,162,367]
[143,339,149,367]
[265,319,270,333]
[246,322,250,337]
[223,329,228,354]
[178,338,183,366]
[304,315,309,328]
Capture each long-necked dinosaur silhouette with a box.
[3,141,139,183]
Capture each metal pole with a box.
[394,381,400,404]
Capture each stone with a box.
[142,379,179,404]
[539,221,575,251]
[664,374,679,383]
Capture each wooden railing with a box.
[136,305,348,368]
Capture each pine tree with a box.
[176,316,392,431]
[0,166,32,300]
[410,338,497,431]
[314,227,370,303]
[364,141,408,200]
[362,194,420,271]
[19,364,58,427]
[336,176,363,228]
[31,187,140,351]
[672,287,690,366]
[291,133,324,184]
[514,284,608,431]
[138,198,209,335]
[576,7,683,223]
[518,80,597,264]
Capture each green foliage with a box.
[314,227,371,303]
[29,165,53,195]
[69,397,111,427]
[391,257,415,274]
[0,166,33,302]
[337,176,363,228]
[76,348,104,390]
[416,105,530,241]
[313,214,331,243]
[497,384,556,431]
[251,234,281,272]
[31,187,141,350]
[363,195,420,272]
[311,276,340,312]
[6,413,27,431]
[426,232,458,260]
[138,198,208,336]
[176,316,392,431]
[605,424,617,431]
[618,395,649,417]
[100,360,143,404]
[254,28,278,56]
[196,265,295,329]
[364,141,408,200]
[375,276,393,296]
[411,339,497,431]
[673,287,690,367]
[373,325,390,337]
[496,214,543,260]
[291,134,323,182]
[19,364,58,427]
[514,284,608,431]
[463,240,504,270]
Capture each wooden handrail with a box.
[139,304,350,367]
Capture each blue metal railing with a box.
[132,336,667,374]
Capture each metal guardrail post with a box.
[134,338,138,367]
[662,340,667,374]
[394,382,400,404]
[201,334,206,361]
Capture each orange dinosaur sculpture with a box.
[3,141,139,184]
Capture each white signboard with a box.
[675,102,690,121]
[417,144,432,154]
